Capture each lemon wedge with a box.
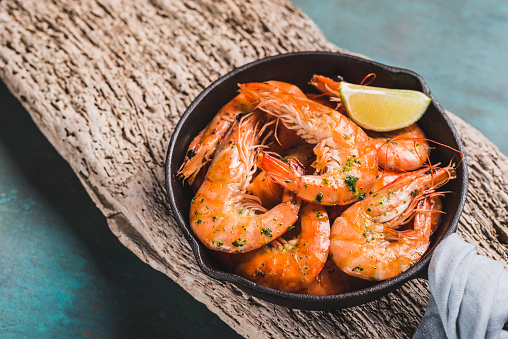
[339,82,431,132]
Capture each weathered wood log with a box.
[1,0,507,338]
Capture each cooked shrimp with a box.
[179,81,306,185]
[190,112,304,253]
[261,81,307,154]
[265,80,307,99]
[225,203,330,293]
[178,92,256,185]
[306,195,442,295]
[241,84,378,205]
[329,165,455,281]
[367,124,430,171]
[310,75,430,171]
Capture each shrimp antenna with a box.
[274,117,283,146]
[415,138,464,170]
[308,92,332,99]
[360,73,376,86]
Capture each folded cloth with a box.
[413,233,508,339]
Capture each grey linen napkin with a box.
[413,233,508,339]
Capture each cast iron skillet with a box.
[165,51,468,310]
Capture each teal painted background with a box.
[0,81,240,338]
[294,0,507,156]
[1,1,506,338]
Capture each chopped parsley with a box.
[232,238,247,247]
[343,155,362,172]
[255,270,267,277]
[344,175,359,191]
[344,175,365,200]
[261,227,273,237]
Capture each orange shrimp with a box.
[265,80,307,99]
[179,81,306,185]
[245,170,284,210]
[367,124,430,171]
[428,195,443,233]
[260,81,307,154]
[241,84,378,205]
[178,92,256,185]
[369,171,443,234]
[190,112,304,253]
[224,203,330,293]
[325,171,401,221]
[329,165,455,281]
[306,196,443,295]
[310,75,430,171]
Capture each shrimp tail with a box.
[257,150,302,188]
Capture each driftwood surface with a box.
[1,0,507,337]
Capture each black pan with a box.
[165,51,468,310]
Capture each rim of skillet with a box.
[165,51,469,306]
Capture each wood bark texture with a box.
[1,0,507,338]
